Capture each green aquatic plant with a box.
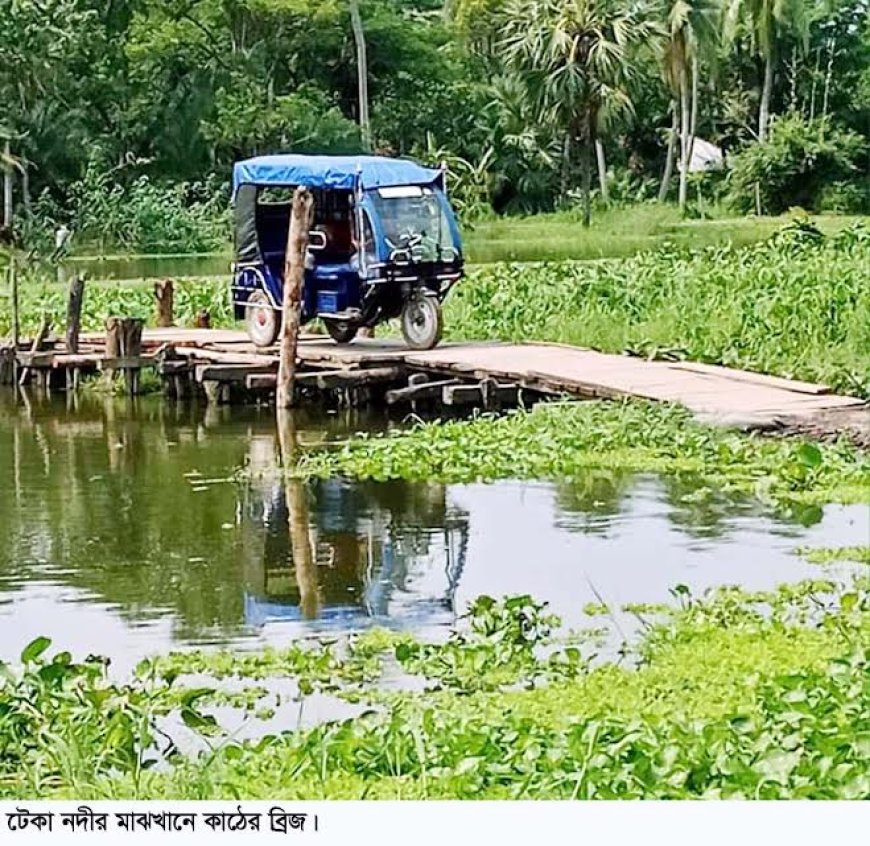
[298,400,870,507]
[1,574,867,800]
[796,546,870,565]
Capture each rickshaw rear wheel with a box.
[324,320,358,344]
[245,290,280,348]
[400,294,443,350]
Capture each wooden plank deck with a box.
[6,329,866,433]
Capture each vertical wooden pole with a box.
[154,279,174,327]
[65,275,85,354]
[276,187,314,409]
[9,253,19,351]
[104,316,120,391]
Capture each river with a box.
[0,390,866,672]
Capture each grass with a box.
[4,575,868,799]
[297,400,870,508]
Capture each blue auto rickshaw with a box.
[231,154,465,350]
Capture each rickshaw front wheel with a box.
[325,320,358,344]
[245,290,280,348]
[401,294,443,350]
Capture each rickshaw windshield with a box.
[369,185,457,262]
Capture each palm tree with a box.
[726,0,811,142]
[499,0,658,226]
[658,0,721,209]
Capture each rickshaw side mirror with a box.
[308,230,327,251]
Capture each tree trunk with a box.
[678,62,691,212]
[21,164,30,212]
[560,132,572,202]
[276,187,314,409]
[154,279,174,327]
[595,139,608,204]
[2,140,12,229]
[658,101,678,202]
[65,276,85,354]
[349,0,371,151]
[580,138,593,228]
[758,54,774,143]
[822,37,835,118]
[688,55,699,168]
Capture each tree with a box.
[726,0,812,142]
[498,0,658,226]
[659,0,721,209]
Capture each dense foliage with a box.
[1,0,869,250]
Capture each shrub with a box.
[727,113,866,214]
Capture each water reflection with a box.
[0,390,866,669]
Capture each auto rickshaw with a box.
[231,154,465,350]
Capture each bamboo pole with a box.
[276,187,314,409]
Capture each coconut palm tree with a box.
[498,0,659,226]
[658,0,721,209]
[726,0,812,142]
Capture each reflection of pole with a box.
[350,0,371,151]
[276,409,320,620]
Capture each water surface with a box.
[0,391,865,670]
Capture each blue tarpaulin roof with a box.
[232,154,442,194]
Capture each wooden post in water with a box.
[276,187,314,409]
[19,313,51,388]
[104,316,144,395]
[154,279,174,327]
[65,275,85,354]
[9,254,19,351]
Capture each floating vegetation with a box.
[3,575,867,800]
[796,546,870,565]
[298,400,869,507]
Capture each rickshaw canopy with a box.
[232,154,443,197]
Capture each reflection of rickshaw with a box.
[231,155,465,350]
[240,477,469,628]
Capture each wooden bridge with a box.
[1,327,866,441]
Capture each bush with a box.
[21,158,230,255]
[727,113,866,215]
[819,180,870,214]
